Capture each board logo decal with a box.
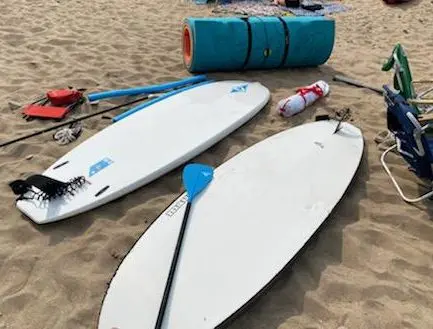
[165,195,188,217]
[314,141,324,149]
[89,157,114,177]
[231,84,248,93]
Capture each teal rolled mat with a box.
[182,16,335,73]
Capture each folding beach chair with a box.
[381,85,433,203]
[382,43,433,113]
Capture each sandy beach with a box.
[0,0,433,328]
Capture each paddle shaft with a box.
[0,94,152,148]
[333,75,383,95]
[154,201,192,329]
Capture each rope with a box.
[374,129,396,152]
[53,122,82,145]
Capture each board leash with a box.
[333,108,352,134]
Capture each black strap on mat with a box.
[277,16,290,68]
[240,17,253,70]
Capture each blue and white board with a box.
[15,80,270,224]
[98,120,364,329]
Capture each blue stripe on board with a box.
[88,75,208,102]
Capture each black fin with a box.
[26,174,68,196]
[9,179,33,195]
[9,174,87,201]
[315,114,331,121]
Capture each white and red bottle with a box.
[277,80,330,118]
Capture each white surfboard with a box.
[98,119,364,329]
[15,80,270,224]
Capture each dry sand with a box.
[0,0,433,328]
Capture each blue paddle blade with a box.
[183,163,214,202]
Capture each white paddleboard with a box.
[15,80,270,224]
[98,119,364,329]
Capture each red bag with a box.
[46,89,83,106]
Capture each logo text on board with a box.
[231,84,248,93]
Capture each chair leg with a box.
[380,144,433,203]
[417,86,433,99]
